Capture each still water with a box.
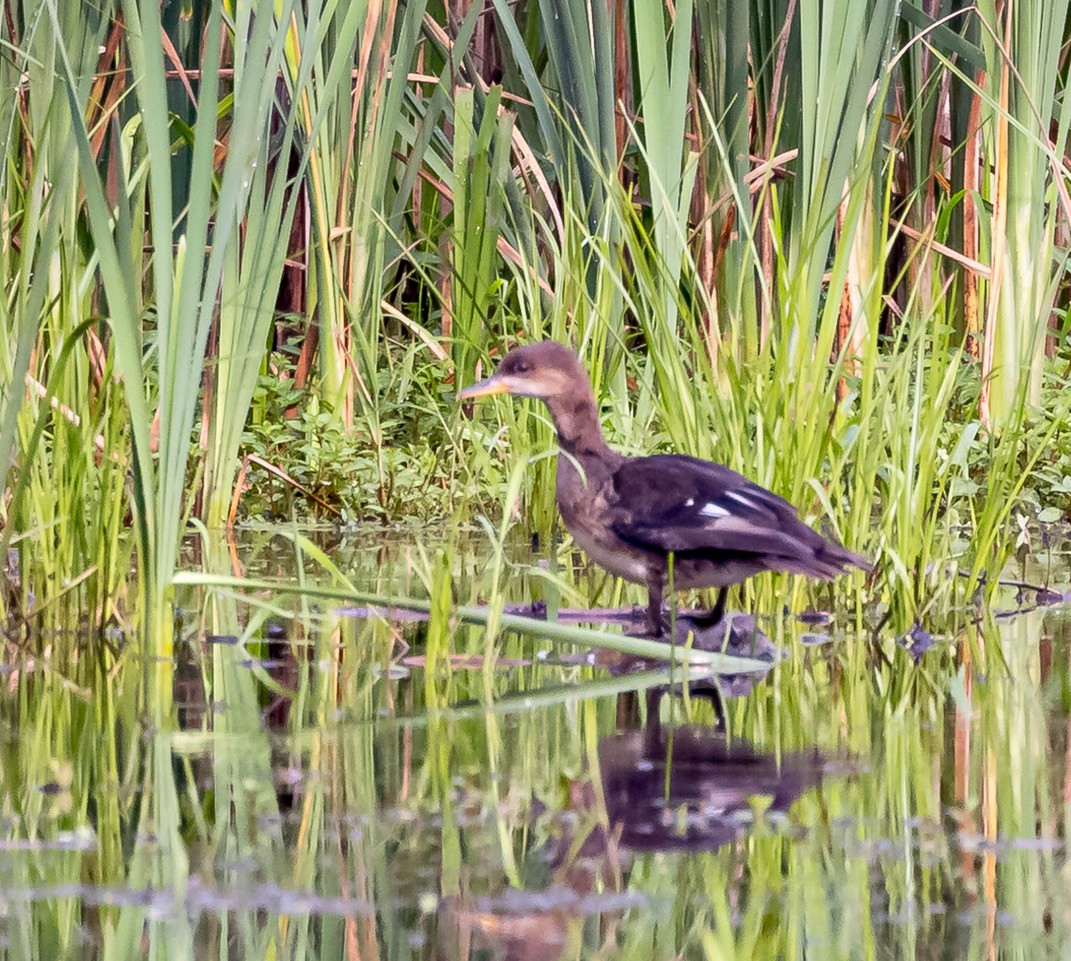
[1,527,1069,959]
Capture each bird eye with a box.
[515,361,530,373]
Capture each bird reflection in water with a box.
[440,724,830,961]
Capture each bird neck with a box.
[544,389,612,460]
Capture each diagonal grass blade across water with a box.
[172,573,773,675]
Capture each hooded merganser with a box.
[460,341,867,636]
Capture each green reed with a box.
[3,0,1069,646]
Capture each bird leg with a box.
[690,587,728,629]
[645,577,664,638]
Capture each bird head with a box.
[458,341,583,402]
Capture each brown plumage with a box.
[460,341,868,636]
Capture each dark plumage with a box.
[460,341,867,636]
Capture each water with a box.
[1,527,1070,959]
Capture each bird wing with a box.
[607,454,819,558]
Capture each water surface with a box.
[1,527,1069,959]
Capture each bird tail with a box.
[813,539,871,578]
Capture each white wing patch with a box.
[698,502,730,519]
[725,490,763,511]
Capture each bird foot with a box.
[644,623,667,640]
[643,609,674,638]
[645,608,723,640]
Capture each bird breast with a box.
[554,455,651,585]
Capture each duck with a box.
[459,341,867,636]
